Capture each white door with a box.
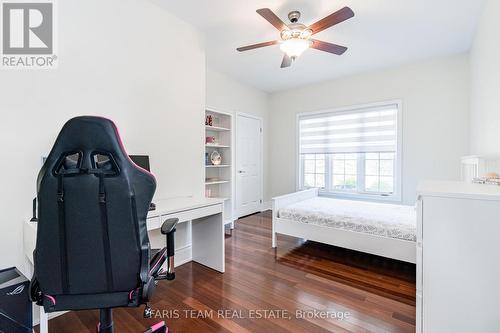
[236,114,263,217]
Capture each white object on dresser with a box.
[460,155,500,182]
[416,181,500,333]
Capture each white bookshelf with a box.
[205,125,230,132]
[205,144,230,148]
[205,108,234,228]
[205,180,230,185]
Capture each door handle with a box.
[238,170,246,173]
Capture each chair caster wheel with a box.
[144,305,153,319]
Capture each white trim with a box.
[260,200,272,211]
[296,100,403,203]
[272,189,415,263]
[319,190,402,203]
[295,113,301,192]
[396,100,404,201]
[296,99,403,118]
[174,244,194,267]
[235,112,264,218]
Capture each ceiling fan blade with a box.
[309,7,354,35]
[280,54,292,68]
[237,40,278,52]
[256,8,288,31]
[310,39,348,55]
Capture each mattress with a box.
[278,197,416,242]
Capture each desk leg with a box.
[40,306,48,333]
[192,212,225,273]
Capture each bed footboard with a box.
[271,188,318,248]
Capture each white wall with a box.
[269,54,470,205]
[0,0,206,271]
[206,68,270,203]
[470,0,500,156]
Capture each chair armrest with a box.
[161,218,178,235]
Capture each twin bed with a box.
[272,188,417,263]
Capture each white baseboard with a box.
[260,201,272,212]
[173,244,192,267]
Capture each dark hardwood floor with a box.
[39,211,416,333]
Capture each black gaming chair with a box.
[30,116,177,333]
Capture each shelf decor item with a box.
[473,172,500,185]
[206,136,216,144]
[205,114,213,126]
[210,150,222,165]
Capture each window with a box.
[298,102,401,201]
[302,154,326,188]
[365,152,395,193]
[332,153,358,191]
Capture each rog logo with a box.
[6,285,25,296]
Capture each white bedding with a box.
[278,197,416,242]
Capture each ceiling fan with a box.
[237,7,354,68]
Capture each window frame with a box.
[296,100,403,202]
[301,153,327,189]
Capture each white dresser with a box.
[417,181,500,333]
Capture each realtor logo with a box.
[1,0,57,68]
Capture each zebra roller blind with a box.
[299,103,399,154]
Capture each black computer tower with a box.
[0,267,32,332]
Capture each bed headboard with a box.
[272,188,318,217]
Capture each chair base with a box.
[155,272,175,281]
[97,308,168,333]
[97,308,114,333]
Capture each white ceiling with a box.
[155,0,484,93]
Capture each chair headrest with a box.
[38,116,155,186]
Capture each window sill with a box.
[318,189,402,203]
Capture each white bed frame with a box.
[272,189,416,263]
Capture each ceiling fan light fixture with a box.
[300,28,313,39]
[280,29,292,40]
[237,7,354,68]
[280,38,311,58]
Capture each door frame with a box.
[235,112,264,218]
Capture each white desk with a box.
[146,197,225,273]
[23,196,225,333]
